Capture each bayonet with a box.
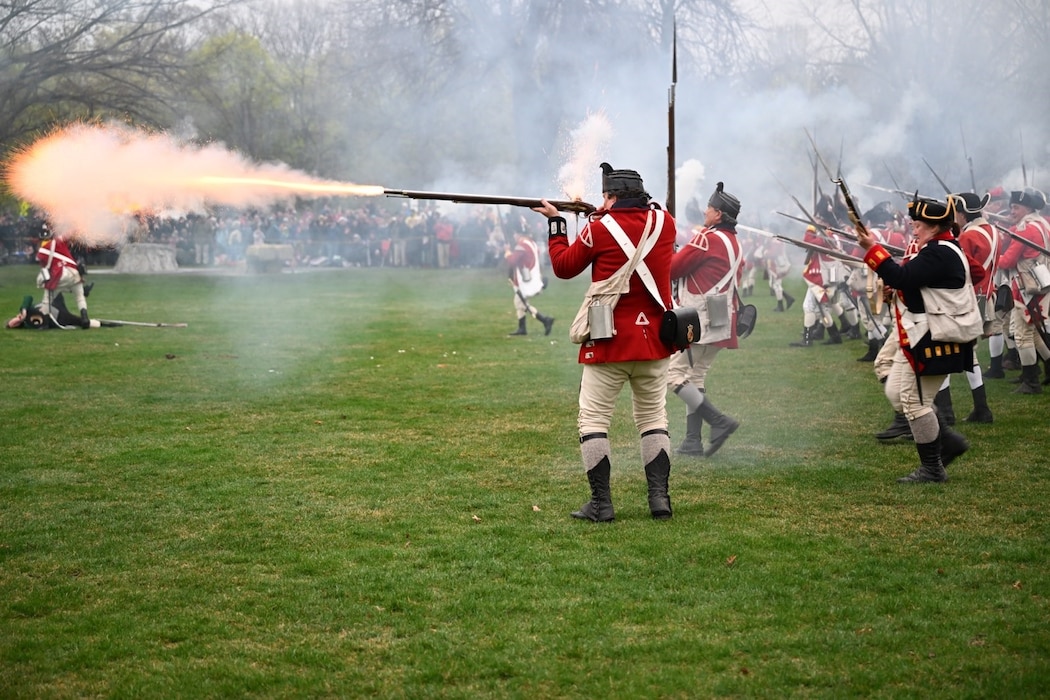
[882,162,910,202]
[810,151,821,211]
[804,128,836,181]
[1021,131,1029,186]
[922,157,953,196]
[960,126,978,193]
[859,182,911,199]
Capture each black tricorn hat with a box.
[707,182,741,220]
[862,201,896,227]
[1010,187,1046,211]
[951,192,991,215]
[600,162,646,196]
[907,193,955,226]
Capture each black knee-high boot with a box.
[536,313,555,336]
[897,441,948,483]
[696,398,739,457]
[964,385,993,423]
[644,450,672,520]
[571,457,615,522]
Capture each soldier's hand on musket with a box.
[531,199,559,219]
[855,226,876,251]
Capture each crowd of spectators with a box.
[0,202,553,270]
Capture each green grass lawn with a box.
[1,262,1047,698]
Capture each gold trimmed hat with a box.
[907,193,954,226]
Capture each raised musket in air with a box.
[960,126,978,194]
[832,177,870,238]
[804,128,837,182]
[922,157,953,196]
[882,162,911,202]
[738,224,864,266]
[858,182,912,200]
[666,20,677,217]
[383,189,596,215]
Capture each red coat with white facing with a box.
[548,207,676,364]
[998,213,1050,271]
[800,226,835,287]
[958,219,999,296]
[36,237,79,291]
[670,224,742,349]
[505,236,537,288]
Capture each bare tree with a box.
[784,0,1050,189]
[645,0,752,75]
[0,0,241,153]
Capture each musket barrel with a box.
[383,189,595,215]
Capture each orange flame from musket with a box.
[192,176,385,197]
[4,122,386,245]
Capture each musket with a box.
[773,210,906,257]
[783,198,852,253]
[97,319,188,328]
[861,181,939,204]
[826,222,906,257]
[738,224,864,266]
[922,157,953,196]
[784,187,881,252]
[809,151,820,211]
[770,168,829,231]
[383,189,596,215]
[666,20,677,217]
[804,128,836,182]
[789,193,824,229]
[883,162,911,202]
[858,182,911,199]
[832,177,870,238]
[960,126,978,193]
[1020,131,1028,186]
[986,212,1050,257]
[776,210,818,228]
[1000,225,1050,257]
[836,136,844,179]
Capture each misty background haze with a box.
[2,0,1049,229]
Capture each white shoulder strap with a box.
[601,210,668,309]
[707,230,740,294]
[939,240,972,286]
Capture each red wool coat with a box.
[549,207,676,364]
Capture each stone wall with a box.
[113,243,179,273]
